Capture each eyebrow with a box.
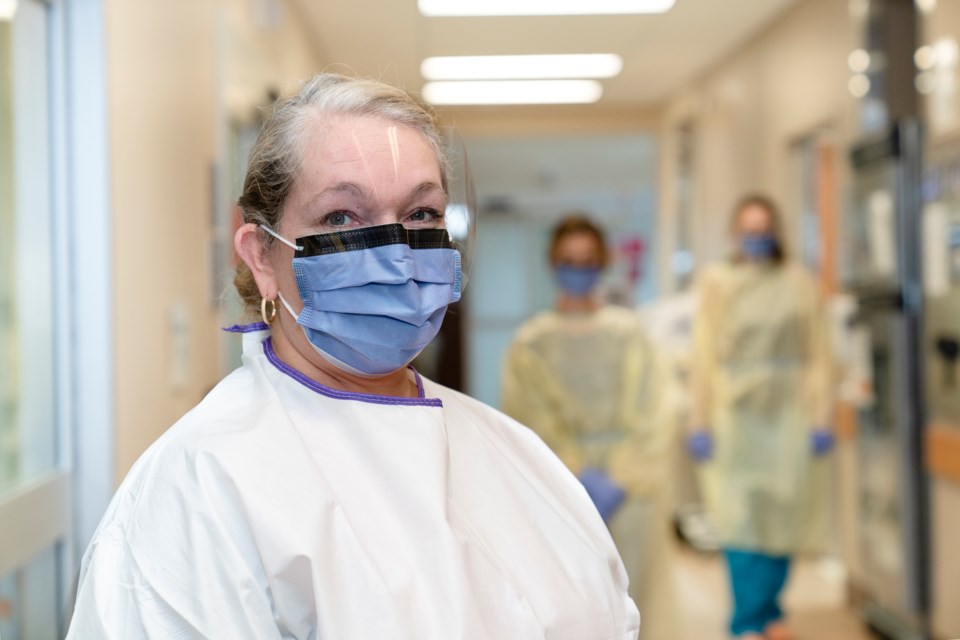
[304,180,446,208]
[306,181,366,204]
[411,181,445,198]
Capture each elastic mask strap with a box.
[276,292,300,322]
[260,225,303,252]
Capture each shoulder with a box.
[422,380,620,550]
[693,263,734,298]
[425,380,567,466]
[782,261,817,284]
[696,262,732,284]
[597,305,647,331]
[773,262,820,301]
[509,310,560,347]
[90,364,287,540]
[426,380,533,431]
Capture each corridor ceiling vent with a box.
[418,0,675,16]
[421,54,624,81]
[422,79,603,105]
[0,0,17,21]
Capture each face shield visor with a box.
[440,127,478,290]
[261,121,477,290]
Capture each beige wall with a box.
[931,478,960,638]
[438,105,661,138]
[105,0,321,481]
[921,0,960,145]
[656,0,858,294]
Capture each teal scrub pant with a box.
[723,549,791,637]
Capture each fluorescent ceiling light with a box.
[419,0,675,16]
[422,80,603,105]
[0,0,17,21]
[421,54,623,80]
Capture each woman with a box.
[67,74,639,639]
[502,216,679,640]
[687,195,834,640]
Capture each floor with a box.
[674,547,877,640]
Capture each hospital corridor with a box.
[2,0,960,638]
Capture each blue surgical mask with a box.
[264,224,461,377]
[740,233,778,261]
[555,265,602,297]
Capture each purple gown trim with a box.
[262,338,443,408]
[222,322,271,333]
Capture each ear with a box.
[235,223,278,300]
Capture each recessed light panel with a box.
[421,54,623,80]
[422,80,603,105]
[419,0,675,16]
[0,0,17,21]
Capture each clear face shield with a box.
[440,127,478,290]
[261,125,477,290]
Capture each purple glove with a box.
[579,468,626,522]
[811,428,835,456]
[686,430,713,462]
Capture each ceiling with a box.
[290,0,801,114]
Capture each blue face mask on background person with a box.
[263,223,461,377]
[740,233,778,261]
[554,265,602,297]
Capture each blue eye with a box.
[407,208,442,224]
[323,211,350,226]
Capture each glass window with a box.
[0,1,66,638]
[0,0,56,494]
[0,5,15,491]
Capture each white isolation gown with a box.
[66,326,639,640]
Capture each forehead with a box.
[299,114,441,183]
[555,231,603,256]
[737,204,773,228]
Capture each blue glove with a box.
[579,468,626,522]
[686,430,713,462]
[811,428,835,456]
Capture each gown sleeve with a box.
[66,449,282,640]
[803,272,836,429]
[689,268,722,432]
[501,335,587,475]
[607,326,677,498]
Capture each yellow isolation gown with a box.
[503,305,680,640]
[690,261,834,555]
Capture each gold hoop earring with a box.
[260,297,277,325]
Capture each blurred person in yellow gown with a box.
[687,194,834,640]
[503,215,680,640]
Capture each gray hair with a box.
[235,73,447,312]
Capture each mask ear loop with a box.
[260,224,304,251]
[276,292,300,322]
[258,225,303,322]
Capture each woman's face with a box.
[279,115,446,239]
[734,203,774,239]
[256,114,447,366]
[552,231,604,270]
[267,114,445,300]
